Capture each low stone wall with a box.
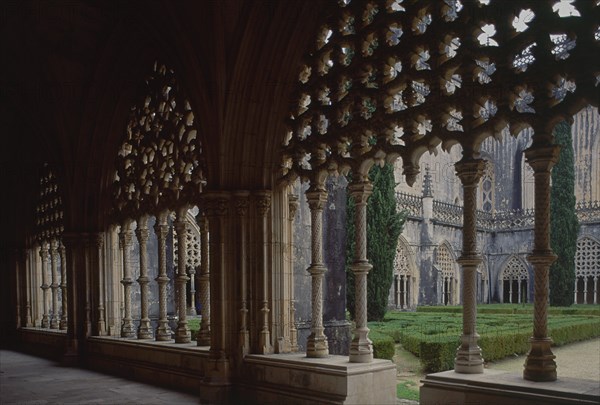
[18,328,67,360]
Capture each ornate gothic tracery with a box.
[392,237,417,309]
[435,242,458,305]
[34,163,66,330]
[111,60,206,343]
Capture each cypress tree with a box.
[346,163,407,321]
[549,121,579,306]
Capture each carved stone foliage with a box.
[501,256,529,281]
[281,0,599,185]
[393,239,412,276]
[112,61,206,218]
[173,220,201,269]
[575,237,600,277]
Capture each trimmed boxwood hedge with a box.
[370,308,600,372]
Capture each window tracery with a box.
[500,255,529,304]
[574,236,599,304]
[281,1,599,186]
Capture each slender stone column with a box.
[174,207,191,343]
[188,266,197,316]
[95,234,106,335]
[574,280,578,304]
[234,193,250,355]
[39,242,50,328]
[197,214,211,346]
[256,192,273,354]
[136,215,153,339]
[154,211,172,341]
[594,277,598,305]
[119,221,136,338]
[49,239,60,329]
[59,243,68,330]
[454,158,485,374]
[518,279,523,304]
[288,194,299,352]
[305,186,329,358]
[403,276,408,309]
[583,277,588,304]
[523,145,560,382]
[509,278,513,303]
[25,249,33,327]
[349,181,373,363]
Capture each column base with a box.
[306,333,329,358]
[50,318,59,329]
[454,341,484,374]
[156,323,173,341]
[198,329,211,346]
[349,331,373,363]
[240,330,250,355]
[41,316,50,328]
[258,330,273,354]
[137,319,153,339]
[121,321,136,338]
[523,338,557,382]
[175,324,191,343]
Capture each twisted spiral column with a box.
[174,207,191,343]
[39,242,50,328]
[197,214,211,346]
[136,215,153,339]
[59,243,68,330]
[349,181,373,363]
[154,211,172,341]
[49,239,60,329]
[305,187,329,358]
[454,158,485,373]
[523,145,559,382]
[119,221,136,338]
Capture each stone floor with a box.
[0,350,200,404]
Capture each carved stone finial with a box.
[422,165,433,198]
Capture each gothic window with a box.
[435,243,457,305]
[392,237,416,309]
[477,262,488,304]
[575,237,600,304]
[500,256,529,304]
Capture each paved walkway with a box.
[0,350,200,404]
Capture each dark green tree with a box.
[549,121,579,306]
[346,163,407,321]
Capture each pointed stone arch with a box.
[390,235,419,309]
[499,255,530,303]
[434,241,459,305]
[575,236,600,304]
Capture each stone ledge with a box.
[18,327,67,360]
[420,369,600,405]
[241,353,397,404]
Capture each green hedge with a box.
[416,304,600,316]
[370,330,395,360]
[370,311,600,372]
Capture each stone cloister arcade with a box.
[2,1,599,404]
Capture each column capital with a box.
[455,158,486,187]
[201,192,231,217]
[254,191,271,217]
[524,145,560,174]
[348,181,373,204]
[233,191,250,217]
[305,188,328,211]
[135,215,150,242]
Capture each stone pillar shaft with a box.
[256,192,273,354]
[154,211,172,341]
[49,239,60,329]
[523,145,559,382]
[234,194,250,355]
[136,215,152,339]
[305,188,329,358]
[119,222,135,338]
[197,215,211,346]
[454,158,485,374]
[174,208,191,343]
[349,181,373,363]
[39,243,50,328]
[95,235,106,335]
[59,244,68,330]
[288,194,299,352]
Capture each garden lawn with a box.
[369,304,600,372]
